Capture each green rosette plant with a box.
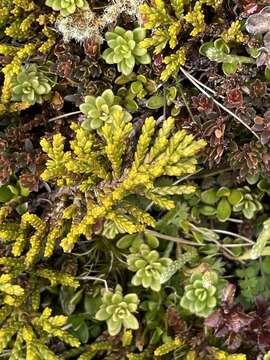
[180,271,224,317]
[45,0,89,17]
[199,187,243,222]
[11,64,52,105]
[95,285,139,336]
[79,89,132,130]
[232,186,263,219]
[102,26,151,75]
[127,243,172,292]
[199,38,254,75]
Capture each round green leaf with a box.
[201,188,218,205]
[228,189,243,205]
[124,98,138,112]
[246,174,260,185]
[214,38,230,54]
[199,205,216,216]
[265,67,270,81]
[222,62,238,75]
[116,234,137,249]
[217,198,231,222]
[0,185,14,203]
[216,187,230,198]
[146,95,165,109]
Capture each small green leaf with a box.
[217,198,231,222]
[7,184,19,196]
[116,234,137,249]
[222,62,238,75]
[247,174,260,185]
[150,327,163,345]
[171,106,180,116]
[228,189,243,205]
[265,67,270,81]
[145,233,159,248]
[15,203,28,215]
[216,187,230,198]
[60,287,77,315]
[130,81,143,95]
[201,188,218,205]
[19,182,30,197]
[0,185,14,203]
[124,98,138,112]
[115,73,135,85]
[258,179,270,195]
[247,46,260,58]
[262,257,270,274]
[70,288,84,305]
[146,95,165,109]
[192,231,204,244]
[165,86,177,105]
[214,38,230,54]
[199,205,216,216]
[145,80,157,94]
[84,294,102,316]
[199,42,214,57]
[243,201,257,219]
[70,316,89,343]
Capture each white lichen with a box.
[56,0,144,44]
[56,9,102,44]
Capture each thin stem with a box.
[48,111,82,122]
[173,168,203,185]
[227,218,244,224]
[180,67,260,140]
[190,166,233,179]
[212,229,254,244]
[145,229,251,248]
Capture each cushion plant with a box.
[79,89,132,130]
[95,285,139,336]
[45,0,89,16]
[11,64,51,105]
[102,26,151,75]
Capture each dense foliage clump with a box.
[2,1,270,359]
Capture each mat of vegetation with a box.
[2,0,270,359]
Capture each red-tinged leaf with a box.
[228,312,253,332]
[225,332,242,351]
[215,325,229,338]
[258,330,270,349]
[204,310,223,328]
[256,295,269,314]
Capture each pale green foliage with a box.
[95,285,139,336]
[232,186,263,220]
[41,111,206,252]
[11,64,51,105]
[102,26,151,75]
[45,0,89,16]
[154,338,183,356]
[240,218,270,260]
[139,0,224,80]
[0,307,80,359]
[127,243,172,291]
[180,271,224,317]
[79,89,131,131]
[0,252,80,358]
[160,247,198,284]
